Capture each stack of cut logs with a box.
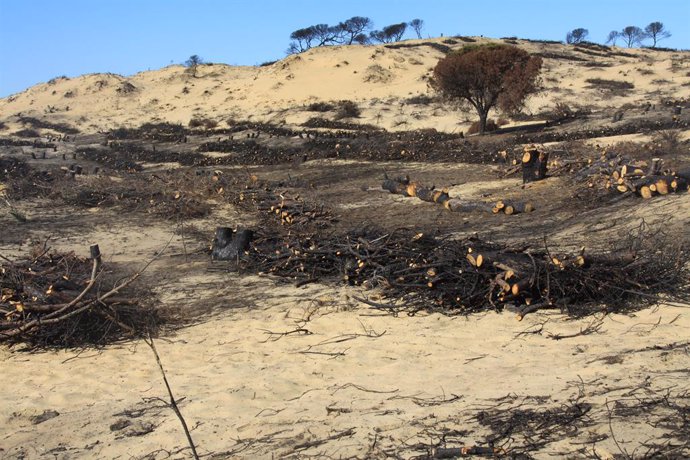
[605,157,690,199]
[382,175,535,215]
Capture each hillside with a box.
[2,36,690,135]
[2,36,690,459]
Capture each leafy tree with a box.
[185,55,203,77]
[409,19,424,39]
[288,27,316,53]
[337,16,373,45]
[566,28,588,44]
[430,45,542,134]
[605,30,620,46]
[370,22,408,43]
[620,26,645,47]
[645,22,671,47]
[287,24,340,53]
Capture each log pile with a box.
[0,244,161,348]
[382,175,534,215]
[575,152,690,199]
[243,225,688,318]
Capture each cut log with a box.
[502,201,535,215]
[675,168,690,182]
[382,179,410,196]
[639,186,653,198]
[647,158,663,176]
[655,178,669,195]
[444,199,494,213]
[671,177,689,192]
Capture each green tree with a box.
[430,45,542,134]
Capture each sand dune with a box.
[2,37,689,134]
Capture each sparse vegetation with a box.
[185,55,203,77]
[335,100,361,119]
[566,28,588,44]
[189,117,218,129]
[19,116,79,134]
[306,101,335,112]
[585,78,634,93]
[14,128,41,138]
[370,22,408,44]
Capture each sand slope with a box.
[2,37,690,134]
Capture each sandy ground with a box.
[1,187,689,459]
[1,268,688,459]
[2,35,690,460]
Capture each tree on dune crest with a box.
[566,28,588,44]
[185,55,203,77]
[430,45,542,135]
[645,22,671,48]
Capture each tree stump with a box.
[211,227,254,261]
[522,147,548,183]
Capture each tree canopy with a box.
[566,28,588,44]
[430,45,542,134]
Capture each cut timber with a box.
[503,201,535,215]
[647,158,663,176]
[639,186,653,199]
[522,147,549,183]
[382,179,410,196]
[444,199,494,213]
[655,178,669,195]
[671,177,689,192]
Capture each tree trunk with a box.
[522,147,549,183]
[478,110,488,135]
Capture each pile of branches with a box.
[242,224,688,317]
[108,123,187,142]
[0,157,60,199]
[229,178,334,230]
[60,173,214,220]
[0,244,162,348]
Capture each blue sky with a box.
[1,0,688,97]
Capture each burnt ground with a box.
[2,109,690,458]
[2,104,689,249]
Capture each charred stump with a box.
[522,147,549,183]
[211,227,254,261]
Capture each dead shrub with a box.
[335,100,361,119]
[189,117,218,129]
[306,101,335,112]
[652,129,683,156]
[585,78,634,94]
[15,128,41,138]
